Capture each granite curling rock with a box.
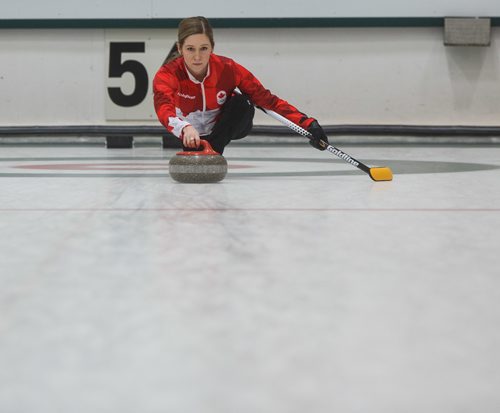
[169,139,228,183]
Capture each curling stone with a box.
[168,139,228,183]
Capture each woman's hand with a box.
[182,125,201,148]
[307,120,329,151]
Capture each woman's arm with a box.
[234,60,329,150]
[234,61,313,129]
[153,68,191,138]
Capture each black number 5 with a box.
[108,42,149,107]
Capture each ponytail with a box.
[163,42,180,65]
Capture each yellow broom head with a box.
[369,167,393,181]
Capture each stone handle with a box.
[177,139,220,156]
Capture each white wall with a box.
[1,27,499,126]
[0,29,106,126]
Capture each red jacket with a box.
[153,53,314,138]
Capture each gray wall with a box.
[3,0,500,19]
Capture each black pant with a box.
[183,94,255,155]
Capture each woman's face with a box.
[178,34,213,80]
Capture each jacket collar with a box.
[184,60,211,84]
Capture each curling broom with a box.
[260,108,393,182]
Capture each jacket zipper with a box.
[200,82,207,129]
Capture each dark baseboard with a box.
[1,124,500,137]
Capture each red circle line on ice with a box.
[12,163,254,171]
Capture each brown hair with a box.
[163,16,215,65]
